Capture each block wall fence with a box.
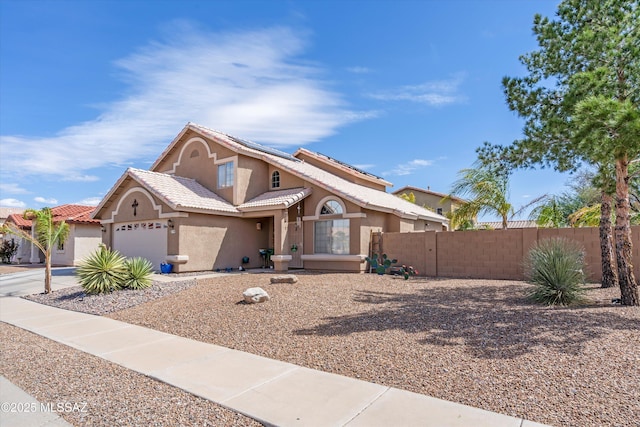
[380,226,640,283]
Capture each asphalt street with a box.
[0,267,78,297]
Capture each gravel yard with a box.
[102,272,640,427]
[0,323,261,426]
[4,271,639,426]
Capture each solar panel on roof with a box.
[228,136,300,162]
[314,151,385,181]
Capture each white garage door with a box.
[113,220,168,271]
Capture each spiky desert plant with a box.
[76,245,127,294]
[525,238,587,306]
[123,257,154,290]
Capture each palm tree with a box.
[446,164,513,230]
[1,208,69,293]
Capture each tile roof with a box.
[5,205,99,229]
[6,213,31,228]
[184,123,447,222]
[476,220,538,229]
[127,168,240,214]
[238,188,312,211]
[51,204,99,224]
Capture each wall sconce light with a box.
[256,222,262,231]
[167,219,174,229]
[101,225,107,233]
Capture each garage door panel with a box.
[113,221,168,271]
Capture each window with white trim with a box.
[217,161,234,188]
[314,198,349,254]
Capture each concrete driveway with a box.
[0,267,78,297]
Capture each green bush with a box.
[0,239,19,264]
[525,237,587,306]
[123,257,154,290]
[76,245,127,294]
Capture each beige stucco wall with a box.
[237,155,269,204]
[175,213,270,272]
[381,226,640,281]
[52,224,102,266]
[269,165,306,190]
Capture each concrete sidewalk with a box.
[0,376,73,427]
[0,296,548,427]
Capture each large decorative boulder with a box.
[270,274,298,284]
[243,287,270,304]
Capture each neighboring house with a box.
[476,220,538,229]
[3,205,102,265]
[392,186,466,223]
[92,123,448,273]
[0,207,25,240]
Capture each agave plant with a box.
[76,245,127,294]
[123,257,154,290]
[525,238,587,306]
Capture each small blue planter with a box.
[160,262,173,274]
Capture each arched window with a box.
[190,149,200,158]
[314,198,349,254]
[271,171,280,188]
[320,199,343,215]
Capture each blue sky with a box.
[0,0,571,220]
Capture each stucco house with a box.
[3,205,102,265]
[92,123,448,273]
[392,185,466,219]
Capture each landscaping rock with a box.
[270,274,298,284]
[243,287,270,303]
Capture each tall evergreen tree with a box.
[478,0,639,305]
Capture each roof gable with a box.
[393,186,467,204]
[101,123,448,224]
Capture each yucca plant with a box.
[525,237,587,306]
[123,257,154,290]
[76,245,127,294]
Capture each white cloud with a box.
[0,198,26,208]
[76,197,102,206]
[0,183,29,195]
[0,25,370,179]
[34,197,58,204]
[368,74,467,106]
[62,175,100,182]
[382,159,434,176]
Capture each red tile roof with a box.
[5,204,99,229]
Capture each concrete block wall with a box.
[381,226,640,282]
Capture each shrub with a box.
[401,265,418,280]
[123,257,154,290]
[0,239,19,264]
[365,253,397,275]
[525,237,587,306]
[76,245,127,294]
